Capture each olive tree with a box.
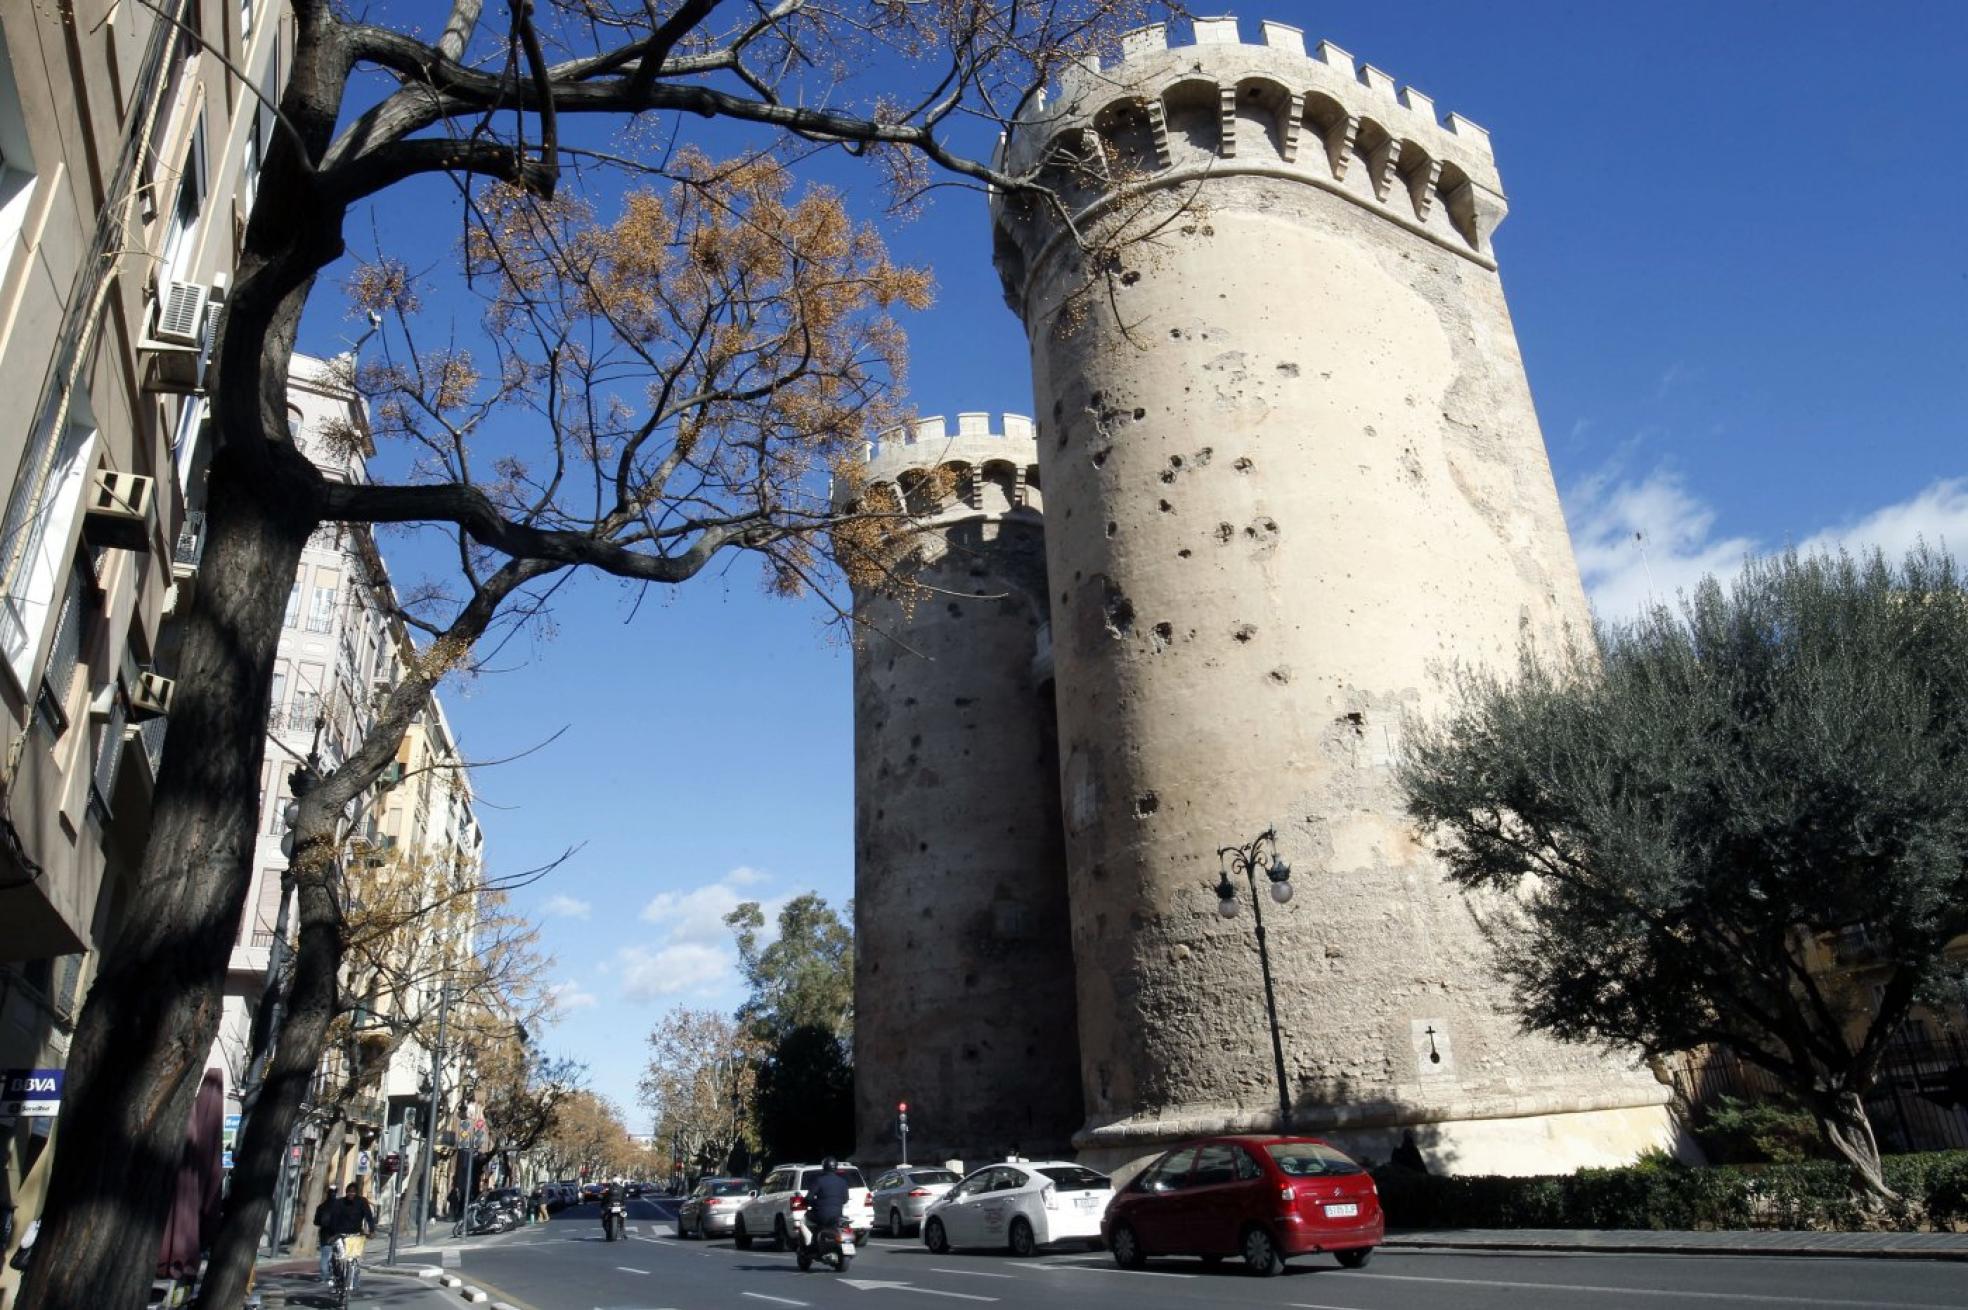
[1399,547,1968,1199]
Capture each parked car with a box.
[734,1163,874,1249]
[869,1166,962,1237]
[1102,1136,1382,1275]
[922,1162,1111,1256]
[676,1176,754,1239]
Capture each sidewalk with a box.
[1387,1227,1968,1261]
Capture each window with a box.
[1263,1142,1364,1177]
[160,116,207,283]
[249,868,285,947]
[0,410,98,692]
[1135,1147,1195,1193]
[91,682,129,814]
[239,42,279,214]
[269,663,286,714]
[36,563,90,733]
[239,0,254,41]
[306,568,338,633]
[1234,1147,1263,1181]
[0,30,38,274]
[1187,1145,1237,1188]
[283,578,300,627]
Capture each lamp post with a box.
[1214,827,1295,1134]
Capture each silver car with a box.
[676,1176,753,1239]
[869,1166,962,1237]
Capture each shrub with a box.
[1691,1094,1829,1165]
[1374,1151,1968,1232]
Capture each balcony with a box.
[174,510,205,570]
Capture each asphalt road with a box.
[432,1197,1968,1310]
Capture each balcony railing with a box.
[174,510,206,567]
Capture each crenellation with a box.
[995,14,1506,290]
[1260,20,1304,53]
[1193,15,1240,45]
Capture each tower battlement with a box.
[991,16,1510,312]
[839,412,1044,517]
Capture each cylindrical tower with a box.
[844,413,1083,1166]
[991,18,1674,1174]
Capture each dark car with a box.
[676,1176,753,1239]
[1102,1136,1383,1275]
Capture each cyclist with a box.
[327,1179,378,1296]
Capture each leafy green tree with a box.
[755,1024,856,1164]
[725,894,854,1044]
[1400,547,1968,1199]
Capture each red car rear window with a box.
[1263,1143,1365,1177]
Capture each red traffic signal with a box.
[897,1101,908,1113]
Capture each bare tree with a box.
[20,5,1162,1304]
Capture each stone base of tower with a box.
[1072,1094,1690,1183]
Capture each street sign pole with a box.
[386,1164,406,1266]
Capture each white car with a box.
[734,1163,875,1249]
[921,1161,1113,1256]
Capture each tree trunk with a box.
[1816,1087,1896,1203]
[194,846,346,1309]
[14,449,316,1310]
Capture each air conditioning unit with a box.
[140,280,214,393]
[80,469,156,552]
[130,671,175,721]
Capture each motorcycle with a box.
[794,1214,855,1274]
[602,1199,627,1241]
[466,1197,522,1235]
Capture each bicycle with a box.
[327,1232,366,1308]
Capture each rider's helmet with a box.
[820,1156,837,1174]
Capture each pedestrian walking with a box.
[312,1183,340,1283]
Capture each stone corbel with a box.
[1279,93,1305,163]
[1143,99,1174,170]
[1325,115,1359,181]
[1369,136,1404,202]
[1408,157,1444,222]
[1218,86,1238,159]
[1443,180,1509,254]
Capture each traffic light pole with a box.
[415,982,451,1247]
[898,1102,909,1166]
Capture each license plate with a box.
[1324,1203,1359,1219]
[1075,1196,1100,1210]
[841,1239,855,1255]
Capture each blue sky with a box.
[303,3,1968,1124]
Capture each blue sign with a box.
[1,1068,62,1117]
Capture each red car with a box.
[1102,1135,1383,1275]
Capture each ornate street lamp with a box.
[1214,827,1295,1133]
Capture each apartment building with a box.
[0,0,288,1287]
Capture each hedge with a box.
[1373,1151,1968,1232]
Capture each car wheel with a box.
[890,1208,906,1239]
[1336,1247,1374,1269]
[924,1218,950,1254]
[1241,1226,1285,1278]
[1008,1218,1037,1258]
[774,1217,791,1251]
[735,1219,753,1250]
[1110,1222,1145,1270]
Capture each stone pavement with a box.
[1388,1226,1968,1260]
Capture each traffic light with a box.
[381,1152,401,1176]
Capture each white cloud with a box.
[552,980,599,1011]
[618,942,732,1003]
[1569,471,1968,624]
[542,894,592,920]
[640,882,750,945]
[725,865,770,887]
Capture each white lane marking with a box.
[1291,1303,1375,1310]
[1332,1272,1967,1309]
[739,1295,809,1307]
[615,1265,651,1274]
[1038,1262,1195,1280]
[930,1267,1020,1279]
[838,1279,997,1302]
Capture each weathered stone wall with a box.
[992,19,1674,1175]
[847,416,1084,1165]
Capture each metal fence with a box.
[1674,1033,1968,1154]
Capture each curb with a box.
[459,1287,490,1304]
[1385,1235,1968,1262]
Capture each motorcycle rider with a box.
[799,1158,851,1255]
[600,1179,622,1239]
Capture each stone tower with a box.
[988,18,1674,1174]
[843,414,1084,1166]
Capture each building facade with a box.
[0,0,288,1290]
[850,16,1679,1177]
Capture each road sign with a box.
[0,1069,62,1117]
[356,1149,371,1175]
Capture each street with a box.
[399,1196,1968,1310]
